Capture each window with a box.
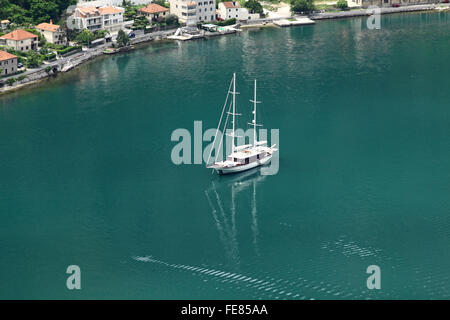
[245,158,249,164]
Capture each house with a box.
[0,29,38,52]
[1,20,10,30]
[138,3,170,22]
[67,6,125,32]
[35,20,67,45]
[169,0,216,25]
[218,1,259,21]
[0,50,18,76]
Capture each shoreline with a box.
[1,4,448,96]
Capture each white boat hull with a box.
[215,154,272,175]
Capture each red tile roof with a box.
[0,29,38,41]
[138,3,169,14]
[36,21,60,32]
[222,1,241,8]
[0,50,17,61]
[98,6,124,14]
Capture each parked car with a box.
[392,3,400,7]
[17,63,23,68]
[443,0,449,3]
[128,32,135,38]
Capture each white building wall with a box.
[169,0,216,25]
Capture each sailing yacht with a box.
[207,73,278,175]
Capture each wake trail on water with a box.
[132,255,370,299]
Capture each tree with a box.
[244,0,263,15]
[165,14,179,26]
[132,15,149,29]
[25,50,43,68]
[116,29,130,47]
[336,0,348,9]
[153,0,169,8]
[75,29,94,46]
[0,0,77,25]
[290,0,314,14]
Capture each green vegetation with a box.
[153,0,169,8]
[336,0,348,9]
[74,29,107,46]
[132,15,150,30]
[165,14,179,26]
[6,77,16,85]
[56,45,81,55]
[0,0,77,25]
[44,52,56,60]
[116,29,130,47]
[75,30,95,46]
[24,50,43,67]
[244,0,263,14]
[290,0,315,13]
[214,18,237,26]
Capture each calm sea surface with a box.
[1,12,450,299]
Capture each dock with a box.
[273,17,315,27]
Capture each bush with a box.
[44,52,56,60]
[244,0,263,14]
[45,66,52,73]
[290,0,315,13]
[17,75,26,81]
[25,51,44,68]
[336,0,348,9]
[214,18,237,26]
[6,78,16,86]
[56,46,81,55]
[165,14,179,26]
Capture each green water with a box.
[1,12,450,299]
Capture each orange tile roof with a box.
[98,6,124,14]
[223,1,241,8]
[77,6,100,15]
[138,3,169,14]
[0,50,17,61]
[0,29,38,41]
[36,22,60,32]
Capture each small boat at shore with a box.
[207,73,278,175]
[103,45,135,55]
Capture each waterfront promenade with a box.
[1,3,448,94]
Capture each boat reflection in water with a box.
[205,167,267,270]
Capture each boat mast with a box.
[253,79,257,147]
[232,72,236,154]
